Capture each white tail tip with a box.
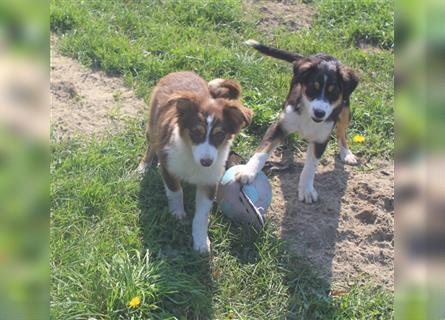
[245,39,260,47]
[208,78,225,89]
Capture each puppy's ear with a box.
[169,92,200,127]
[208,79,242,100]
[293,58,317,81]
[338,65,359,100]
[223,102,253,134]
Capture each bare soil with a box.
[266,151,394,290]
[50,29,393,290]
[243,0,314,33]
[50,35,146,140]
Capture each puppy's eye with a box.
[327,85,335,92]
[190,127,204,139]
[212,129,225,141]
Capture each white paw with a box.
[340,149,358,165]
[298,185,319,203]
[234,165,257,184]
[193,237,210,253]
[136,162,147,174]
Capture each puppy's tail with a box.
[245,39,303,63]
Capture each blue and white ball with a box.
[216,165,272,230]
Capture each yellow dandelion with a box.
[353,134,365,143]
[128,296,141,308]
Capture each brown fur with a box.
[140,71,252,172]
[209,79,242,100]
[255,122,287,154]
[205,184,217,201]
[335,107,351,151]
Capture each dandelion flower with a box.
[353,134,365,143]
[128,296,141,308]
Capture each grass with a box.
[50,0,393,160]
[50,0,394,319]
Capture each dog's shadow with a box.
[265,150,351,317]
[274,152,349,273]
[138,168,214,319]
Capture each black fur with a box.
[247,41,303,63]
[314,140,329,159]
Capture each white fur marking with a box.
[193,186,212,253]
[208,78,225,91]
[310,99,332,120]
[280,104,299,134]
[164,184,186,219]
[191,115,217,167]
[235,152,269,184]
[280,100,333,143]
[166,127,231,186]
[320,60,337,71]
[298,144,319,203]
[340,145,358,165]
[245,39,260,47]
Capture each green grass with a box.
[50,0,394,318]
[51,126,393,319]
[50,0,393,160]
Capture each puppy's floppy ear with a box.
[168,92,200,127]
[208,79,242,100]
[293,57,317,81]
[223,101,253,134]
[338,65,359,99]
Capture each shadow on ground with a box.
[138,168,214,319]
[137,154,388,318]
[276,156,349,285]
[267,151,351,318]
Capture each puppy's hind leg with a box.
[137,145,158,174]
[336,107,357,165]
[138,128,158,173]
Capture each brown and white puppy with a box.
[236,40,359,203]
[139,71,252,252]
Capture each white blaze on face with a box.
[309,75,333,120]
[309,99,332,119]
[191,115,217,167]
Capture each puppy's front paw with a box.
[298,185,319,204]
[234,165,257,185]
[340,149,358,165]
[193,237,210,253]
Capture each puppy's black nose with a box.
[200,158,213,167]
[313,109,326,118]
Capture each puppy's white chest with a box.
[165,129,228,186]
[280,106,333,143]
[298,117,333,142]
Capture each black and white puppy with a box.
[236,40,359,203]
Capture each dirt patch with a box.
[243,0,314,33]
[267,151,394,290]
[50,35,146,139]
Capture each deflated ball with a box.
[216,165,272,230]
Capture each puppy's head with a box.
[171,92,252,168]
[288,57,359,122]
